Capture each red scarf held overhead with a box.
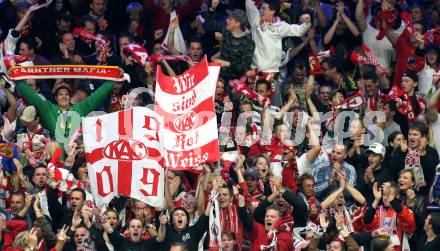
[229,75,270,108]
[351,44,389,76]
[374,8,398,40]
[388,87,426,123]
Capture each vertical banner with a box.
[154,57,220,170]
[83,107,164,207]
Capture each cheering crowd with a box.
[1,0,440,250]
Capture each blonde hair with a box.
[399,169,418,190]
[12,231,29,248]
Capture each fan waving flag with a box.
[83,107,164,207]
[154,57,220,171]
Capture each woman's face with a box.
[153,43,164,55]
[221,234,236,251]
[398,171,415,191]
[105,211,119,229]
[255,157,269,178]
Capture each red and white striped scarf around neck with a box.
[405,147,426,189]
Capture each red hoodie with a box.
[247,215,294,251]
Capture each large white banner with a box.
[83,107,164,207]
[154,57,220,171]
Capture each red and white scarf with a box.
[405,147,426,189]
[388,87,426,123]
[229,75,270,108]
[209,189,222,250]
[351,44,389,76]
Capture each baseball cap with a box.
[244,168,259,180]
[53,82,73,96]
[20,106,37,123]
[402,70,418,83]
[366,143,386,158]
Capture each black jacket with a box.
[108,230,160,251]
[162,214,209,251]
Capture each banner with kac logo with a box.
[154,57,220,171]
[83,107,164,207]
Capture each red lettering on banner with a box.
[172,90,197,112]
[139,168,160,196]
[171,73,196,94]
[173,131,198,150]
[96,166,114,197]
[144,115,160,142]
[166,151,209,169]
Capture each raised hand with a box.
[373,182,382,201]
[170,16,179,31]
[159,214,169,225]
[299,14,311,24]
[57,225,70,242]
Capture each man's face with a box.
[62,33,76,52]
[411,7,423,22]
[367,153,382,170]
[382,103,394,119]
[105,211,118,229]
[264,209,280,231]
[84,21,96,35]
[329,241,343,251]
[113,81,123,94]
[32,167,48,189]
[256,83,268,97]
[332,144,346,163]
[427,50,438,65]
[401,76,416,94]
[189,42,202,61]
[333,194,345,210]
[90,0,107,16]
[261,3,275,19]
[245,176,257,192]
[172,210,188,231]
[218,188,232,208]
[74,227,88,246]
[70,191,84,211]
[57,19,71,31]
[128,219,143,242]
[292,67,306,84]
[321,62,335,81]
[119,37,130,52]
[319,86,331,104]
[364,79,378,97]
[19,43,32,58]
[10,194,25,214]
[408,129,422,149]
[55,88,71,108]
[301,179,315,198]
[226,16,240,31]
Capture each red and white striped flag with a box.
[154,57,220,171]
[83,107,165,207]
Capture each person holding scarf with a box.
[363,182,416,251]
[391,121,439,196]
